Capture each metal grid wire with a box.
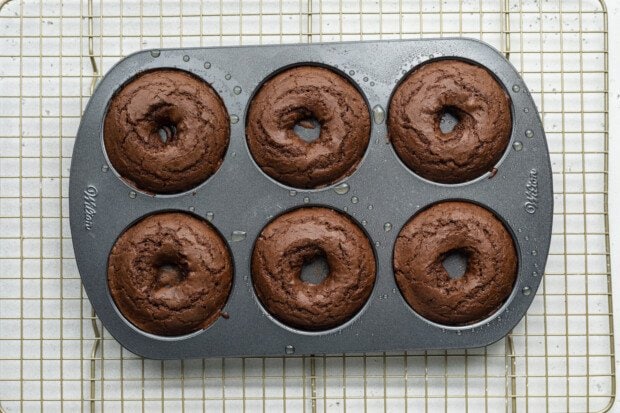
[0,0,613,411]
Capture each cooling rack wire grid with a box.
[0,0,613,412]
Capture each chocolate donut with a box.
[251,207,376,330]
[104,69,229,194]
[246,66,371,189]
[108,212,233,336]
[388,59,512,183]
[393,201,517,325]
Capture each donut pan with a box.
[69,38,552,359]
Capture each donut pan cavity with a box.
[70,39,552,359]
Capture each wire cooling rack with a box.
[0,0,613,412]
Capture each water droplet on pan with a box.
[188,206,195,212]
[513,141,523,151]
[372,105,385,124]
[522,286,532,296]
[351,196,359,204]
[303,197,310,203]
[375,241,380,247]
[204,62,211,69]
[531,250,538,256]
[150,50,160,58]
[129,191,137,199]
[363,76,369,82]
[383,222,392,232]
[206,212,214,221]
[349,70,355,76]
[101,165,109,172]
[231,231,247,242]
[289,190,297,197]
[368,205,373,210]
[230,114,239,124]
[333,183,350,195]
[225,74,232,80]
[285,345,295,355]
[233,86,242,95]
[512,84,521,92]
[361,220,367,226]
[523,107,529,113]
[525,129,534,138]
[183,55,190,62]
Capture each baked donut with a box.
[108,212,233,336]
[388,59,512,183]
[104,69,229,194]
[393,201,517,325]
[251,207,376,330]
[246,66,371,189]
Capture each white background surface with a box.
[606,2,619,411]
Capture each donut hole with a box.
[441,249,469,279]
[293,114,322,143]
[149,106,181,145]
[156,263,186,287]
[157,124,177,144]
[153,250,188,289]
[438,106,461,134]
[299,251,330,285]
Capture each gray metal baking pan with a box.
[69,38,552,359]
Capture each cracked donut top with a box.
[393,201,517,325]
[107,212,233,336]
[246,66,371,189]
[104,69,229,194]
[388,59,512,184]
[251,207,376,330]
